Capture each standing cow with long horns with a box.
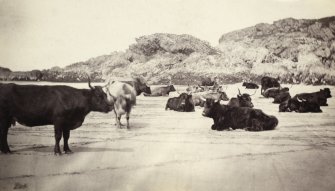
[0,79,111,154]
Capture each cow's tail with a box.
[264,115,278,130]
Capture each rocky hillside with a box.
[1,16,335,85]
[218,16,335,85]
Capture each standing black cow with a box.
[0,81,111,154]
[202,99,278,131]
[242,82,259,89]
[292,88,332,106]
[261,76,280,94]
[143,85,176,96]
[165,93,195,112]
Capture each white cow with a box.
[104,81,136,129]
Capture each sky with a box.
[0,0,334,71]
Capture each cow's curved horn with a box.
[238,88,241,95]
[297,97,303,102]
[88,77,94,90]
[200,96,206,101]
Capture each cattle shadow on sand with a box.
[113,121,149,130]
[11,145,134,153]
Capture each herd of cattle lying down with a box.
[0,76,332,154]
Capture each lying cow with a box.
[165,93,195,112]
[186,84,204,93]
[192,91,229,107]
[292,88,332,106]
[261,76,280,94]
[123,77,151,95]
[228,93,254,108]
[273,91,291,104]
[279,97,322,113]
[202,99,278,131]
[143,85,176,96]
[262,87,289,98]
[104,81,137,129]
[242,82,259,89]
[0,80,111,154]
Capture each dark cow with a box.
[123,77,151,96]
[273,92,291,104]
[143,85,176,96]
[279,98,322,113]
[202,99,278,131]
[0,81,111,154]
[261,76,280,94]
[165,93,195,112]
[242,82,259,89]
[192,92,229,107]
[262,87,289,98]
[292,88,332,106]
[201,77,215,86]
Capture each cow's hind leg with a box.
[54,125,63,155]
[126,112,130,129]
[114,110,124,127]
[248,119,263,131]
[63,129,72,154]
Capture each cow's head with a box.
[237,94,254,108]
[237,89,254,108]
[219,92,229,101]
[132,77,151,95]
[178,93,189,107]
[279,100,290,112]
[290,98,303,112]
[242,82,247,86]
[88,80,111,113]
[169,85,176,92]
[321,88,332,98]
[202,98,222,117]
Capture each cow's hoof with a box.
[54,152,62,156]
[0,148,11,154]
[65,150,73,154]
[211,125,217,130]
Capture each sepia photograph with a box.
[0,0,335,190]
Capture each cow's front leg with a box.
[63,129,72,154]
[0,123,11,154]
[54,126,63,155]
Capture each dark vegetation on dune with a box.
[1,16,335,85]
